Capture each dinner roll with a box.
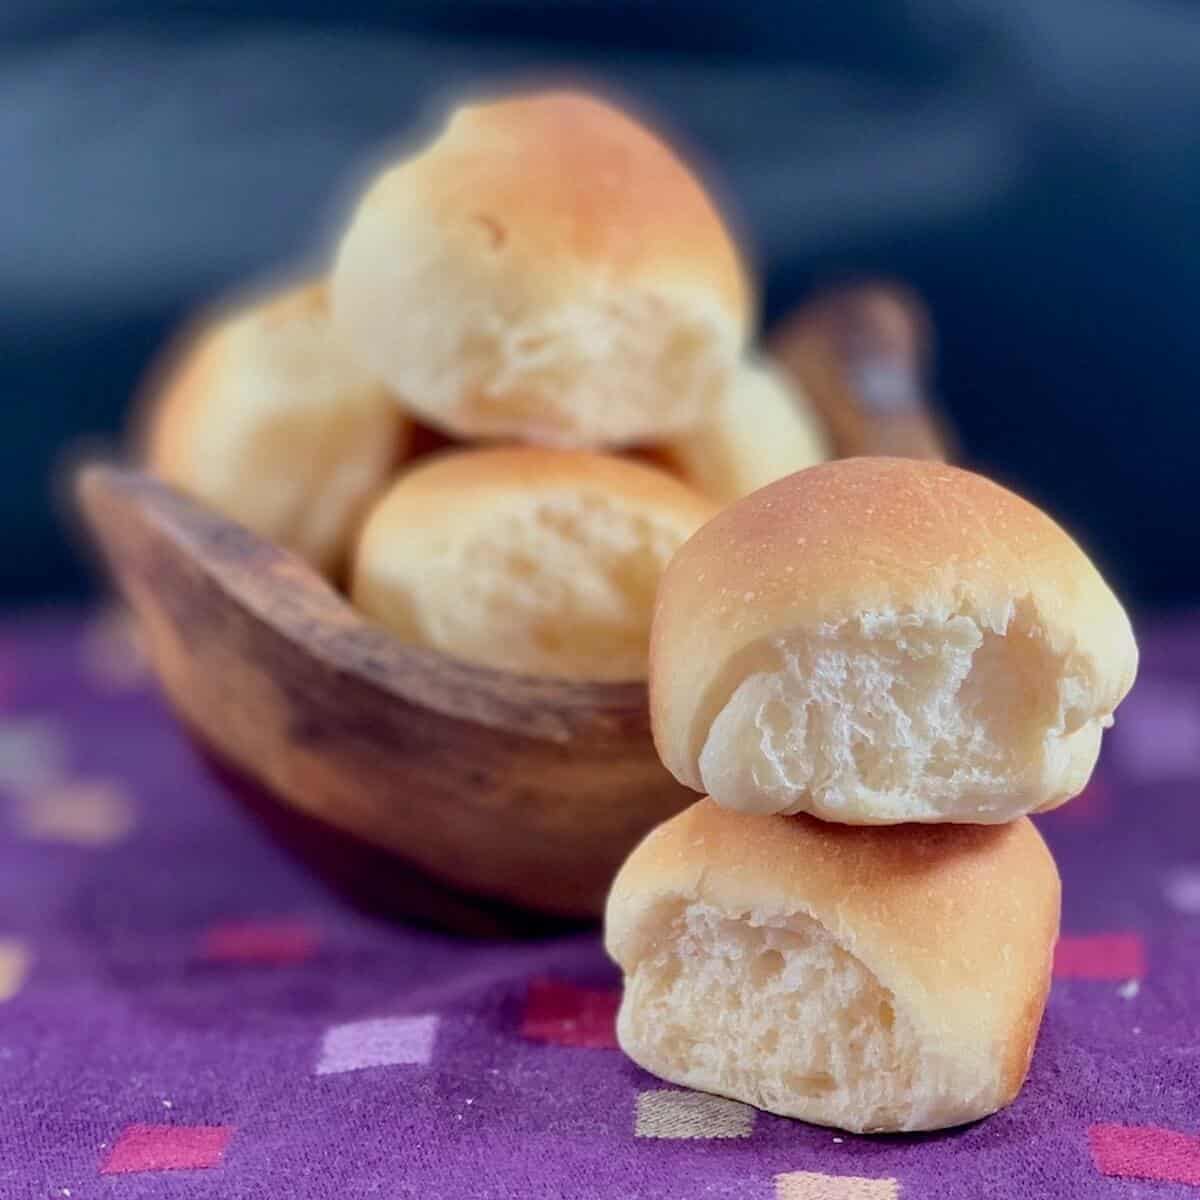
[351,447,717,680]
[145,282,409,576]
[605,799,1060,1133]
[331,90,751,447]
[656,359,829,505]
[651,457,1137,823]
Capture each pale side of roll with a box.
[655,359,829,505]
[144,282,410,576]
[350,447,718,681]
[651,457,1138,823]
[605,799,1060,1133]
[332,90,752,448]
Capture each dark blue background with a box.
[5,1,1198,607]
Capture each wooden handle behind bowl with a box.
[768,280,954,462]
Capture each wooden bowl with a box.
[76,465,696,934]
[76,280,949,935]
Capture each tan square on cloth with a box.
[776,1171,899,1199]
[634,1090,755,1139]
[19,779,136,845]
[0,940,30,1002]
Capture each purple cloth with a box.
[1,608,1199,1198]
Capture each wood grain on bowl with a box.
[76,466,695,930]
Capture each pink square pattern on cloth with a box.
[520,978,620,1048]
[1164,867,1200,914]
[100,1124,234,1174]
[1053,933,1146,980]
[1090,1123,1200,1186]
[199,919,319,964]
[1114,681,1200,781]
[316,1014,440,1075]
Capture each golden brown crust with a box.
[650,457,1138,791]
[1000,958,1054,1105]
[145,281,331,480]
[143,321,222,484]
[143,281,409,576]
[605,799,1060,1116]
[373,90,751,323]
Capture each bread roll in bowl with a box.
[651,457,1137,823]
[605,799,1060,1133]
[145,283,409,576]
[657,359,828,505]
[351,447,717,681]
[332,90,751,447]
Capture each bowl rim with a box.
[78,463,654,745]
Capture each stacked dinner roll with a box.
[142,87,832,680]
[607,804,1060,1134]
[605,457,1138,1131]
[652,458,1137,824]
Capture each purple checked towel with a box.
[1,608,1198,1198]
